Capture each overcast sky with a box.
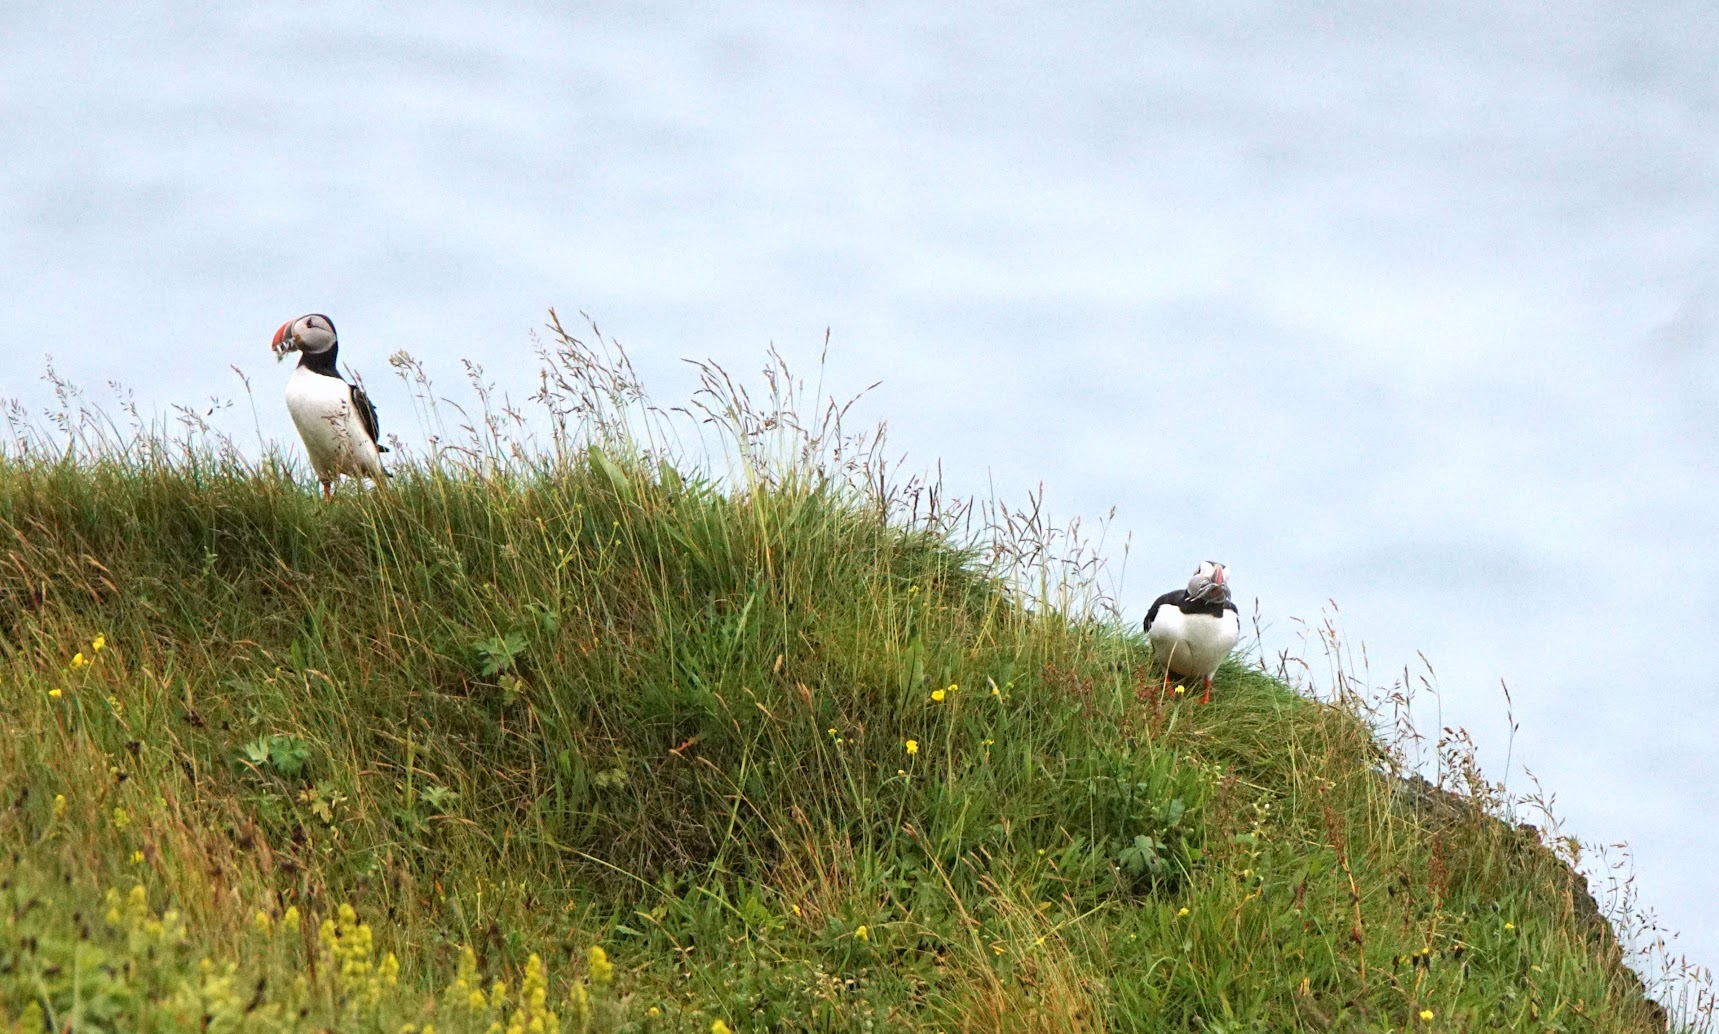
[4,0,1717,990]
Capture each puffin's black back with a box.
[1144,589,1236,631]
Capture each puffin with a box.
[270,314,388,499]
[1144,561,1239,705]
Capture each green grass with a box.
[0,320,1702,1032]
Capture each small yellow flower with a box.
[130,850,145,865]
[1177,907,1190,917]
[281,906,301,933]
[92,635,106,653]
[112,806,130,829]
[70,652,88,669]
[1173,684,1186,696]
[53,794,67,819]
[947,683,958,693]
[1504,922,1515,931]
[254,910,272,933]
[587,944,613,986]
[49,688,62,699]
[897,769,906,776]
[1420,1008,1434,1021]
[791,904,801,916]
[647,1006,661,1018]
[982,738,994,746]
[712,1021,733,1034]
[905,739,918,755]
[930,689,946,702]
[854,925,869,942]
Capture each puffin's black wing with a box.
[347,380,389,454]
[1143,589,1187,632]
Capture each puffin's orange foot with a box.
[1199,678,1212,705]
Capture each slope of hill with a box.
[0,323,1694,1032]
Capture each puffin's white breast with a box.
[285,366,384,482]
[1147,607,1240,679]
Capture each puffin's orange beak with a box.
[271,321,292,357]
[1212,565,1226,586]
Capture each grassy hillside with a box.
[0,324,1697,1032]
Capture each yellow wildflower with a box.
[647,1006,661,1018]
[92,635,106,652]
[70,652,87,669]
[53,794,66,819]
[49,688,62,699]
[930,689,946,702]
[905,739,918,755]
[712,1021,733,1034]
[1177,907,1190,917]
[130,850,144,865]
[1173,684,1186,696]
[254,910,272,934]
[1420,1008,1434,1021]
[281,906,301,933]
[112,806,130,829]
[947,683,958,693]
[854,925,869,942]
[587,944,613,986]
[1504,922,1515,931]
[503,953,554,1033]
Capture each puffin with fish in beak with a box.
[1144,561,1240,704]
[271,313,389,499]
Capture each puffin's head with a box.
[1186,561,1231,604]
[271,314,337,360]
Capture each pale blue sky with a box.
[4,0,1717,989]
